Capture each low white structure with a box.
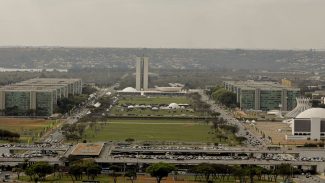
[168,103,180,109]
[267,110,283,118]
[155,86,183,92]
[288,108,325,140]
[122,87,138,92]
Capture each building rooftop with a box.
[0,85,59,91]
[0,78,81,91]
[296,108,325,119]
[70,143,104,156]
[19,78,81,85]
[224,80,299,91]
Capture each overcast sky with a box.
[0,0,325,49]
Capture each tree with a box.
[87,164,102,180]
[277,163,294,182]
[13,167,23,180]
[212,88,237,107]
[146,162,176,183]
[247,165,258,183]
[125,169,137,183]
[69,164,84,182]
[25,162,53,182]
[32,162,53,181]
[110,165,121,183]
[25,166,35,181]
[232,166,247,183]
[193,163,215,182]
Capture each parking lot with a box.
[107,144,325,163]
[0,143,68,159]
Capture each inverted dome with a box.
[122,87,138,92]
[295,108,325,119]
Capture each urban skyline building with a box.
[135,56,149,91]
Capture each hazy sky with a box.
[1,0,325,49]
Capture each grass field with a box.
[118,96,190,105]
[83,119,239,144]
[0,118,59,143]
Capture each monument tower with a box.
[135,56,149,91]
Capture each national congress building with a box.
[0,78,82,116]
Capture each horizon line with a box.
[0,45,324,51]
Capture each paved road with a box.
[95,157,322,167]
[110,147,325,155]
[43,84,118,144]
[198,90,267,147]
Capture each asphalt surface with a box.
[43,84,117,144]
[198,90,267,147]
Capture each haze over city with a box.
[1,1,325,183]
[1,0,325,49]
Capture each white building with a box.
[136,56,149,91]
[289,108,325,140]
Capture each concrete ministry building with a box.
[289,108,325,140]
[0,78,82,116]
[224,81,300,111]
[136,56,149,91]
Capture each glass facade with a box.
[287,91,300,110]
[240,90,255,110]
[260,90,282,111]
[5,91,31,115]
[224,81,300,111]
[36,92,53,116]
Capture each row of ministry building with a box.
[223,80,300,111]
[0,78,82,116]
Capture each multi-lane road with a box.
[43,84,118,144]
[198,90,267,147]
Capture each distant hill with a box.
[0,47,324,71]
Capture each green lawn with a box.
[117,96,190,105]
[83,120,239,144]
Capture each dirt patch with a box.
[247,121,310,145]
[0,118,49,127]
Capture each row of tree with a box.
[188,93,214,115]
[61,123,87,141]
[15,160,302,183]
[209,86,237,108]
[190,163,298,183]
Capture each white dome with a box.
[122,87,138,92]
[295,108,325,119]
[168,103,180,109]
